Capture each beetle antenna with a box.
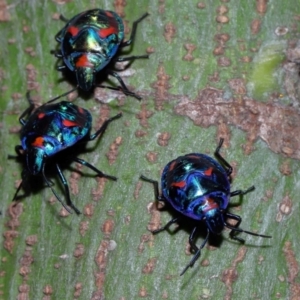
[42,169,73,214]
[45,87,77,105]
[180,228,210,276]
[225,224,272,238]
[12,168,31,204]
[12,180,23,202]
[47,183,73,214]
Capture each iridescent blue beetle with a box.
[141,139,271,275]
[12,92,122,214]
[53,9,149,100]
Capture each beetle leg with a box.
[72,157,117,181]
[41,164,73,214]
[120,13,149,47]
[18,92,35,125]
[12,169,31,203]
[54,163,81,215]
[88,113,122,141]
[225,212,271,241]
[188,226,199,253]
[8,146,23,162]
[230,185,255,197]
[140,175,164,202]
[45,87,77,105]
[14,145,24,157]
[55,31,64,43]
[214,138,233,176]
[51,50,63,58]
[59,14,69,22]
[115,54,149,62]
[96,84,142,100]
[106,70,142,100]
[12,180,23,202]
[151,217,180,234]
[225,213,245,243]
[41,163,80,215]
[42,173,56,188]
[55,36,62,43]
[54,15,69,43]
[57,65,66,71]
[180,228,210,276]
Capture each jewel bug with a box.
[141,138,271,275]
[53,9,149,100]
[12,92,122,214]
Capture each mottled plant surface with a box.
[0,0,300,299]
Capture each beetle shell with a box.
[21,101,92,175]
[161,153,230,221]
[141,139,271,275]
[57,9,124,90]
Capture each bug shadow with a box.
[8,144,103,221]
[8,154,45,200]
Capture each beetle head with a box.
[74,50,111,91]
[205,208,225,235]
[76,67,95,91]
[26,147,45,175]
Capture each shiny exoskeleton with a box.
[13,92,122,214]
[54,9,149,100]
[141,139,271,275]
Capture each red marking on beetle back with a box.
[105,11,114,18]
[98,26,118,38]
[38,112,45,119]
[171,181,186,188]
[204,167,213,176]
[62,119,78,127]
[75,55,94,68]
[67,26,79,36]
[203,197,219,212]
[32,136,44,147]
